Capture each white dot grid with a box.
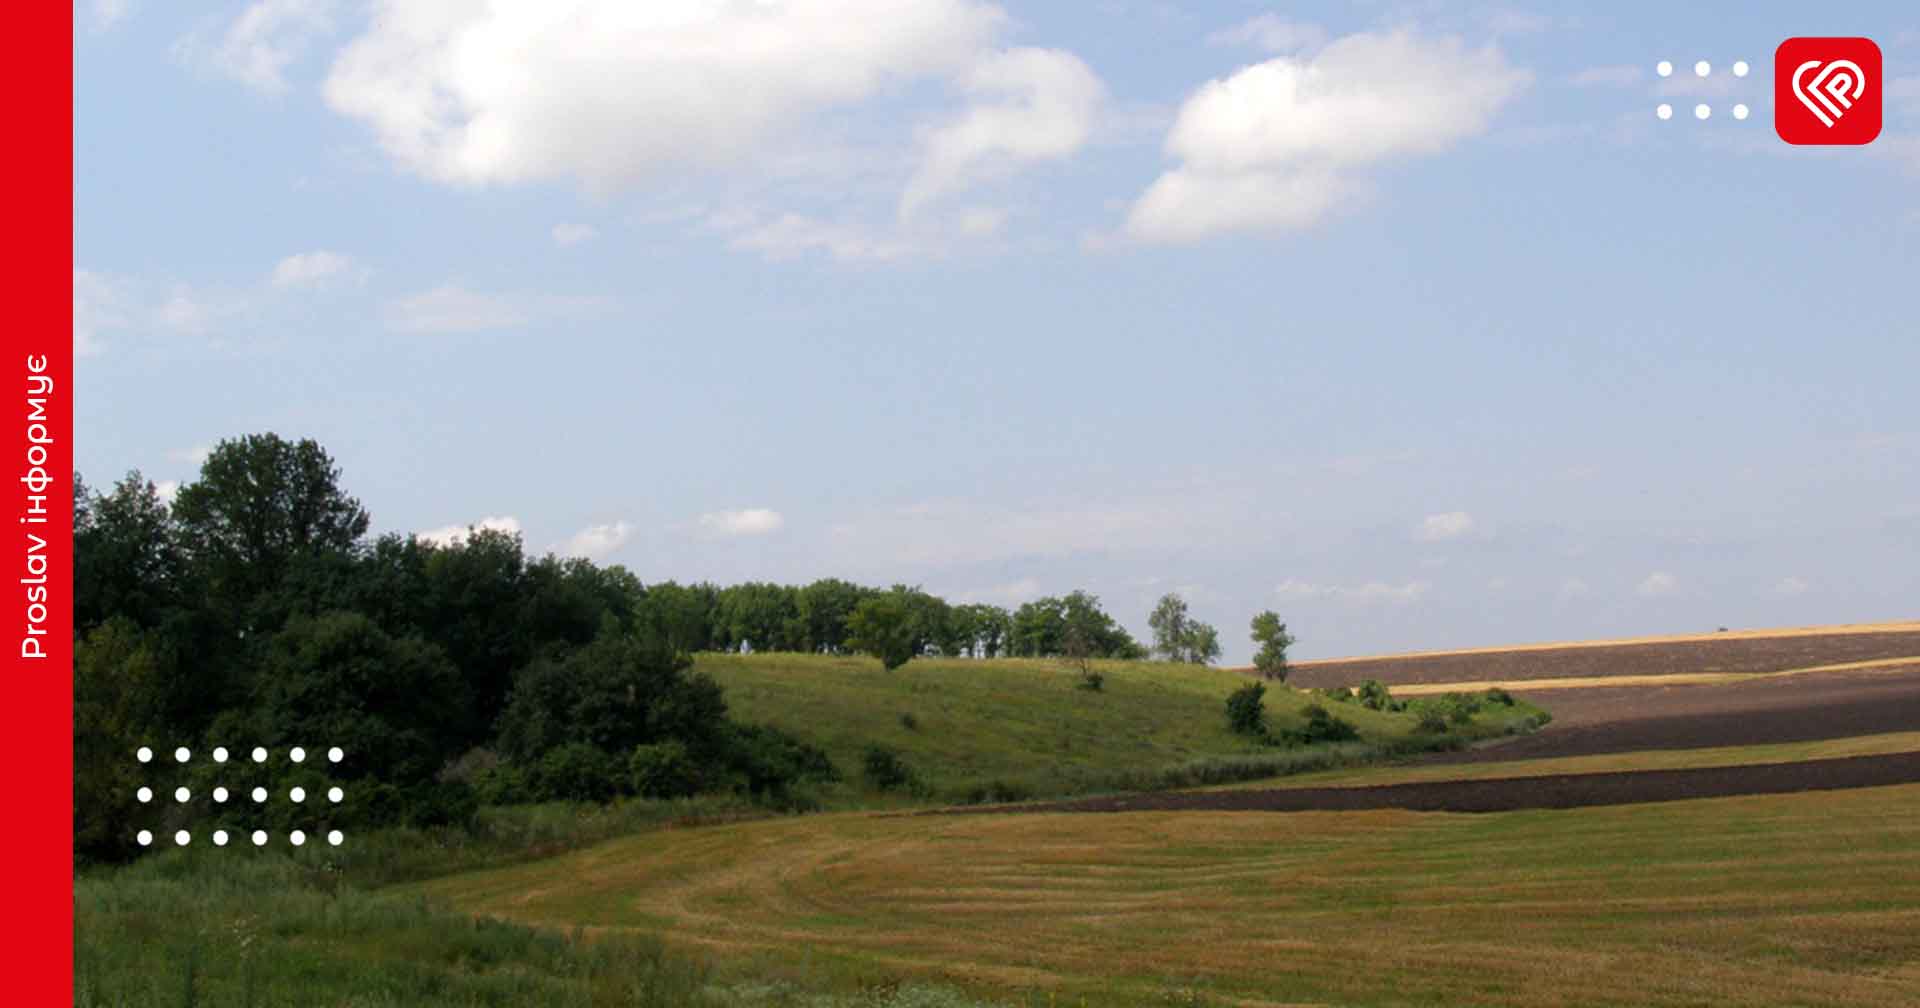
[133,746,350,850]
[1653,59,1754,124]
[1656,103,1672,120]
[1695,103,1711,120]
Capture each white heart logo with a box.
[1791,58,1867,127]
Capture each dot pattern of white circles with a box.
[1653,58,1756,124]
[134,747,348,849]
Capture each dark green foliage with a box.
[1225,681,1267,736]
[1415,711,1449,734]
[1009,590,1143,659]
[1316,686,1355,704]
[1149,592,1221,664]
[899,712,919,731]
[1250,610,1295,681]
[1483,687,1516,706]
[725,724,840,805]
[862,745,918,793]
[1286,704,1360,745]
[73,619,166,864]
[1355,679,1396,711]
[531,743,625,803]
[495,630,725,764]
[630,740,704,799]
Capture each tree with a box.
[1185,621,1222,665]
[1250,611,1295,681]
[1225,681,1267,737]
[74,619,167,863]
[794,578,869,653]
[494,628,726,764]
[640,580,721,654]
[171,434,370,626]
[75,471,183,633]
[1148,593,1190,661]
[846,593,918,670]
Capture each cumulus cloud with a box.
[698,508,785,538]
[89,0,135,31]
[181,0,338,94]
[1570,65,1640,87]
[168,443,214,466]
[1207,15,1326,54]
[716,212,913,263]
[1415,510,1475,542]
[323,0,1004,190]
[1127,29,1529,242]
[1274,578,1430,604]
[384,284,610,334]
[900,47,1103,217]
[418,515,521,547]
[562,521,634,560]
[551,223,597,246]
[1636,571,1678,597]
[73,268,120,357]
[153,480,181,506]
[271,249,359,288]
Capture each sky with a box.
[73,1,1920,662]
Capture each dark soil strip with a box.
[958,752,1920,816]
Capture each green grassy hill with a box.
[695,653,1543,802]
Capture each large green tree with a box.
[1250,610,1295,681]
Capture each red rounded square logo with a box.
[1775,37,1881,145]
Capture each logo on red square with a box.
[1775,37,1881,145]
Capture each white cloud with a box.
[168,443,213,466]
[1636,571,1679,598]
[1774,576,1810,597]
[418,515,521,548]
[551,223,597,246]
[89,0,135,31]
[153,480,181,506]
[271,249,359,288]
[562,520,634,560]
[156,287,215,334]
[73,268,120,357]
[323,0,1004,190]
[697,508,786,538]
[717,212,913,263]
[384,284,609,334]
[957,577,1042,605]
[1126,29,1529,242]
[1274,578,1430,605]
[956,206,1007,237]
[1207,15,1326,55]
[183,0,337,94]
[1570,65,1640,87]
[900,47,1103,216]
[1415,510,1475,542]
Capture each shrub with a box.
[530,743,625,803]
[1355,679,1394,711]
[1077,668,1105,691]
[1298,704,1359,743]
[1483,686,1516,706]
[1225,682,1267,737]
[1316,686,1354,704]
[630,740,703,799]
[862,745,918,793]
[725,723,839,806]
[471,763,533,805]
[899,711,919,731]
[1415,711,1449,734]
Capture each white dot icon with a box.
[1695,104,1711,120]
[175,830,191,846]
[1733,104,1750,120]
[1656,60,1673,77]
[252,830,267,846]
[213,747,229,763]
[174,786,191,803]
[1695,61,1711,77]
[252,786,268,803]
[175,747,191,763]
[1733,61,1749,77]
[252,747,268,763]
[328,747,344,763]
[327,830,344,847]
[136,746,153,763]
[290,747,306,763]
[290,830,306,847]
[136,786,152,803]
[213,830,229,847]
[290,787,306,803]
[214,787,229,803]
[327,786,344,803]
[1656,103,1673,120]
[136,830,153,846]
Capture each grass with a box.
[416,783,1920,1007]
[695,653,1540,802]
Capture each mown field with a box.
[418,781,1920,1006]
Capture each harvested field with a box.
[978,751,1920,815]
[1286,623,1920,687]
[1445,663,1920,762]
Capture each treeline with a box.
[71,433,1174,862]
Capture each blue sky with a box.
[74,2,1920,661]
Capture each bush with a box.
[472,763,534,805]
[1077,668,1105,691]
[1355,679,1394,711]
[1316,686,1354,704]
[899,711,919,731]
[1225,682,1267,737]
[530,743,625,803]
[630,740,703,800]
[1298,704,1359,743]
[1483,686,1515,706]
[1414,711,1448,734]
[725,723,839,805]
[862,745,918,793]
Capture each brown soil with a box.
[1288,629,1920,687]
[973,751,1920,815]
[1437,664,1920,762]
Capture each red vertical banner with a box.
[3,3,74,1001]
